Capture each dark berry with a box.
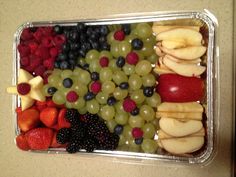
[86,27,93,36]
[76,22,86,33]
[83,138,97,152]
[107,96,116,106]
[91,72,99,81]
[80,33,87,43]
[121,24,131,35]
[69,59,76,66]
[130,107,139,116]
[70,43,80,51]
[68,51,77,60]
[69,31,79,41]
[98,36,106,44]
[131,38,143,50]
[65,109,80,124]
[29,27,37,32]
[100,25,109,36]
[143,87,154,97]
[63,78,73,88]
[66,140,80,153]
[54,61,60,68]
[56,128,71,144]
[82,113,100,123]
[134,137,143,145]
[47,87,57,95]
[62,43,70,53]
[119,82,129,89]
[83,63,89,70]
[114,125,123,135]
[114,30,125,41]
[81,42,91,52]
[100,43,110,51]
[60,61,70,69]
[58,53,68,61]
[84,92,95,101]
[78,49,86,57]
[71,124,86,140]
[89,32,98,40]
[91,41,99,50]
[54,25,63,34]
[116,56,125,67]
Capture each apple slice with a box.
[18,69,33,83]
[28,76,44,89]
[159,118,203,137]
[160,46,207,60]
[152,25,200,34]
[163,55,206,77]
[7,86,18,94]
[21,96,35,111]
[30,89,46,101]
[155,44,165,57]
[158,102,203,113]
[156,28,203,46]
[160,136,204,154]
[156,111,203,120]
[165,54,201,64]
[162,40,186,49]
[154,65,174,75]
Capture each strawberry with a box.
[46,100,58,107]
[15,107,22,115]
[58,108,71,129]
[25,127,53,150]
[40,107,58,127]
[16,134,30,151]
[50,132,67,148]
[36,100,47,111]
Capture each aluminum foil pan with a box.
[12,10,219,165]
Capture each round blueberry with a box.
[131,38,143,50]
[63,78,73,88]
[116,56,125,67]
[47,87,57,95]
[135,137,143,145]
[60,61,70,70]
[69,31,79,41]
[107,97,116,106]
[81,42,91,52]
[114,125,123,135]
[62,43,70,53]
[78,49,86,58]
[119,82,129,89]
[100,43,110,51]
[76,22,85,33]
[70,43,80,51]
[100,25,109,36]
[121,24,131,35]
[91,41,99,50]
[54,61,60,68]
[83,63,89,71]
[58,53,68,61]
[143,87,154,97]
[130,107,139,116]
[68,51,77,60]
[54,25,63,34]
[68,59,76,66]
[86,27,93,36]
[99,36,106,44]
[91,72,99,81]
[84,92,95,101]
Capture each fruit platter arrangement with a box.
[7,12,217,163]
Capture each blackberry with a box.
[56,128,71,144]
[66,139,81,153]
[99,133,119,150]
[65,109,80,124]
[71,123,87,140]
[83,138,98,152]
[83,113,99,123]
[87,119,110,137]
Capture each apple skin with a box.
[156,74,205,102]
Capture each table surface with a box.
[0,0,234,177]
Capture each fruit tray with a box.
[11,10,219,164]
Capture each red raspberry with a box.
[20,56,30,66]
[90,81,101,94]
[28,41,38,54]
[53,35,66,46]
[43,58,54,70]
[17,44,30,57]
[35,46,50,59]
[66,91,78,102]
[40,27,53,36]
[20,28,33,41]
[126,52,139,65]
[24,65,35,73]
[29,55,42,69]
[99,57,109,67]
[33,29,43,42]
[132,128,143,139]
[34,65,46,77]
[123,98,136,112]
[114,30,125,41]
[49,47,59,58]
[17,83,31,95]
[42,36,53,48]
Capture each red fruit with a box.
[40,27,53,36]
[132,128,143,139]
[18,108,40,132]
[17,83,31,95]
[50,132,65,148]
[36,100,47,111]
[99,57,109,67]
[24,65,35,73]
[46,100,58,107]
[53,34,66,46]
[114,30,125,41]
[66,91,78,102]
[25,127,53,150]
[35,46,50,59]
[20,56,30,66]
[123,98,136,112]
[58,108,71,129]
[20,28,33,41]
[157,74,205,102]
[28,41,38,54]
[34,65,46,77]
[16,134,30,151]
[15,107,22,115]
[50,47,59,58]
[33,29,43,42]
[126,52,139,65]
[90,81,101,94]
[43,58,54,70]
[42,36,53,48]
[40,107,58,127]
[17,44,30,57]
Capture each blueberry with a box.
[89,32,98,40]
[143,87,154,97]
[83,63,89,71]
[70,43,80,51]
[78,49,86,57]
[98,36,107,44]
[107,97,116,106]
[81,42,91,52]
[47,87,57,95]
[121,24,131,35]
[69,31,79,41]
[76,22,86,33]
[116,56,125,67]
[68,59,76,66]
[62,43,70,53]
[80,33,87,43]
[91,41,99,50]
[86,27,93,36]
[130,107,139,116]
[131,38,143,50]
[54,61,60,68]
[54,25,63,34]
[114,125,123,135]
[58,53,68,61]
[135,137,143,145]
[119,82,129,89]
[60,61,70,70]
[84,92,95,101]
[91,72,99,81]
[68,51,77,60]
[63,78,73,88]
[100,43,110,51]
[100,25,109,36]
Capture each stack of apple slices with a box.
[156,102,205,154]
[152,25,207,77]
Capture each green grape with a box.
[146,93,161,108]
[140,105,155,121]
[73,97,85,109]
[109,59,120,71]
[131,23,138,30]
[77,57,86,67]
[73,67,83,76]
[112,70,128,85]
[60,87,70,96]
[115,112,129,125]
[147,53,158,64]
[52,91,65,105]
[73,83,88,96]
[107,31,115,45]
[118,134,126,146]
[130,89,145,104]
[89,59,101,73]
[117,144,129,151]
[125,34,138,43]
[48,74,61,87]
[136,23,152,39]
[142,123,156,139]
[123,125,133,140]
[135,60,152,76]
[102,81,115,94]
[42,84,51,96]
[106,119,117,133]
[141,139,157,153]
[142,74,156,87]
[119,41,132,57]
[52,69,62,76]
[85,49,100,64]
[144,35,157,46]
[129,115,145,128]
[100,105,115,120]
[115,101,125,113]
[77,70,91,85]
[78,106,87,114]
[135,51,144,60]
[86,99,100,114]
[128,74,142,90]
[99,67,113,82]
[151,118,160,130]
[65,102,73,109]
[61,69,73,79]
[128,139,140,152]
[99,50,113,60]
[123,64,135,75]
[141,42,154,57]
[110,42,120,58]
[96,92,109,104]
[113,87,128,100]
[130,28,138,36]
